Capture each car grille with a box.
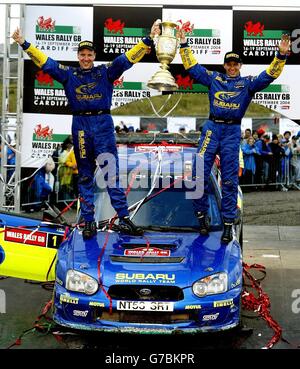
[107,285,184,301]
[97,311,195,324]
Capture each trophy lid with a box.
[161,20,178,28]
[161,21,178,36]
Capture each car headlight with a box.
[192,272,228,297]
[66,270,98,295]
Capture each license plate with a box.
[117,300,174,312]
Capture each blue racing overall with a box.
[22,38,152,222]
[180,44,287,222]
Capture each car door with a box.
[0,213,65,282]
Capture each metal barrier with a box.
[240,152,300,191]
[289,151,300,190]
[20,142,300,212]
[21,179,77,212]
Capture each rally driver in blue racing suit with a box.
[12,22,161,239]
[177,27,290,243]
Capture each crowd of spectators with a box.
[240,128,300,187]
[114,122,300,188]
[25,135,79,209]
[22,123,300,209]
[1,116,299,212]
[114,121,197,135]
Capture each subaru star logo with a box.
[139,288,152,296]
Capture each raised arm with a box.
[178,27,215,87]
[107,19,161,82]
[12,27,69,83]
[248,34,291,94]
[266,34,290,78]
[12,27,47,68]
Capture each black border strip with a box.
[163,5,232,10]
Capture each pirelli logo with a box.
[125,41,148,64]
[213,299,234,308]
[131,48,145,61]
[268,60,280,76]
[266,57,286,79]
[60,295,79,304]
[79,41,93,48]
[226,53,239,59]
[180,47,197,69]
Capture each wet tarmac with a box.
[0,225,299,351]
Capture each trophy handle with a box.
[175,24,181,49]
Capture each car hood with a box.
[59,229,241,288]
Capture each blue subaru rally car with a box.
[53,134,243,333]
[0,134,243,334]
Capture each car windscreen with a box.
[94,177,222,231]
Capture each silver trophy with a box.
[147,21,178,91]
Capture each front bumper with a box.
[53,283,241,334]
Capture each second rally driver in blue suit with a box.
[177,27,290,243]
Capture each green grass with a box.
[0,83,273,118]
[0,81,17,113]
[112,93,274,118]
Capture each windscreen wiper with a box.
[95,178,186,230]
[142,225,197,232]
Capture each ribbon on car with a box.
[242,262,282,349]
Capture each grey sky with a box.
[1,1,300,44]
[0,4,20,44]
